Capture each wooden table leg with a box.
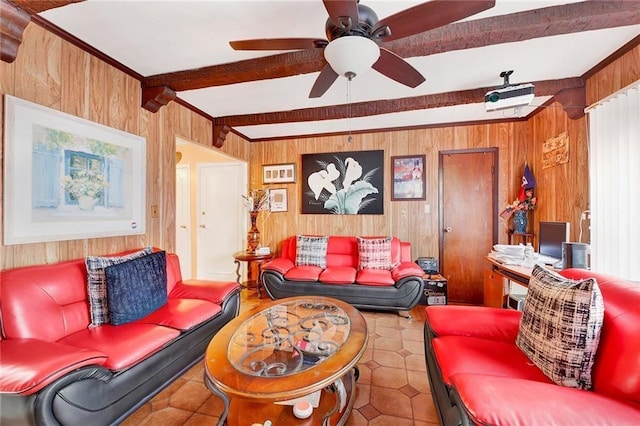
[234,259,243,288]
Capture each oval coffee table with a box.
[204,296,368,425]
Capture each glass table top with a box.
[228,299,351,377]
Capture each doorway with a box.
[196,162,246,281]
[175,164,192,278]
[175,139,247,281]
[439,149,498,305]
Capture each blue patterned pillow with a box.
[295,235,329,268]
[105,251,168,326]
[85,247,153,327]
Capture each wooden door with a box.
[440,149,497,304]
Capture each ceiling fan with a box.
[230,0,496,98]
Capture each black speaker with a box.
[416,257,438,274]
[562,242,589,269]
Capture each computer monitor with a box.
[538,221,570,262]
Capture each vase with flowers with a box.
[61,171,108,211]
[502,189,537,234]
[241,189,270,253]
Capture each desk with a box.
[486,256,533,287]
[233,251,273,298]
[484,257,564,308]
[484,256,533,308]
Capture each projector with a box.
[485,83,535,111]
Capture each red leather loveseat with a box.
[261,235,424,311]
[0,249,240,425]
[424,268,640,425]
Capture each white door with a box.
[196,162,246,281]
[175,165,192,279]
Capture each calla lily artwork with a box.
[302,150,383,215]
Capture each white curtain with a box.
[587,80,640,281]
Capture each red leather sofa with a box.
[424,268,640,425]
[261,236,425,311]
[0,250,240,425]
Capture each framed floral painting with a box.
[3,95,146,244]
[301,150,384,214]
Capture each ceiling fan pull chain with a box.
[347,74,353,143]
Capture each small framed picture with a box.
[263,163,296,184]
[269,188,287,212]
[391,155,426,201]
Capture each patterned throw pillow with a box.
[516,265,604,389]
[85,247,153,327]
[357,237,398,270]
[105,251,168,326]
[295,235,329,268]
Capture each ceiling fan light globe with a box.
[324,36,380,79]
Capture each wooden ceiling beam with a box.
[385,1,640,59]
[7,0,83,15]
[141,86,176,113]
[0,0,30,63]
[1,0,83,63]
[142,1,639,92]
[212,77,585,128]
[143,49,326,92]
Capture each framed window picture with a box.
[3,95,146,244]
[269,188,287,212]
[391,155,426,201]
[263,163,296,184]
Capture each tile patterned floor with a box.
[121,291,438,425]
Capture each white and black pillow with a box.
[295,235,329,268]
[516,265,604,389]
[357,236,398,270]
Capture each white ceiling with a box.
[40,0,640,141]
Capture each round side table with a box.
[232,251,273,298]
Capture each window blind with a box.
[587,80,640,281]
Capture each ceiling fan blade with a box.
[374,0,495,42]
[309,64,339,98]
[230,38,328,51]
[372,48,425,88]
[322,0,359,30]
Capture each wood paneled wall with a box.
[586,45,640,106]
[250,115,588,259]
[0,23,249,269]
[1,22,637,270]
